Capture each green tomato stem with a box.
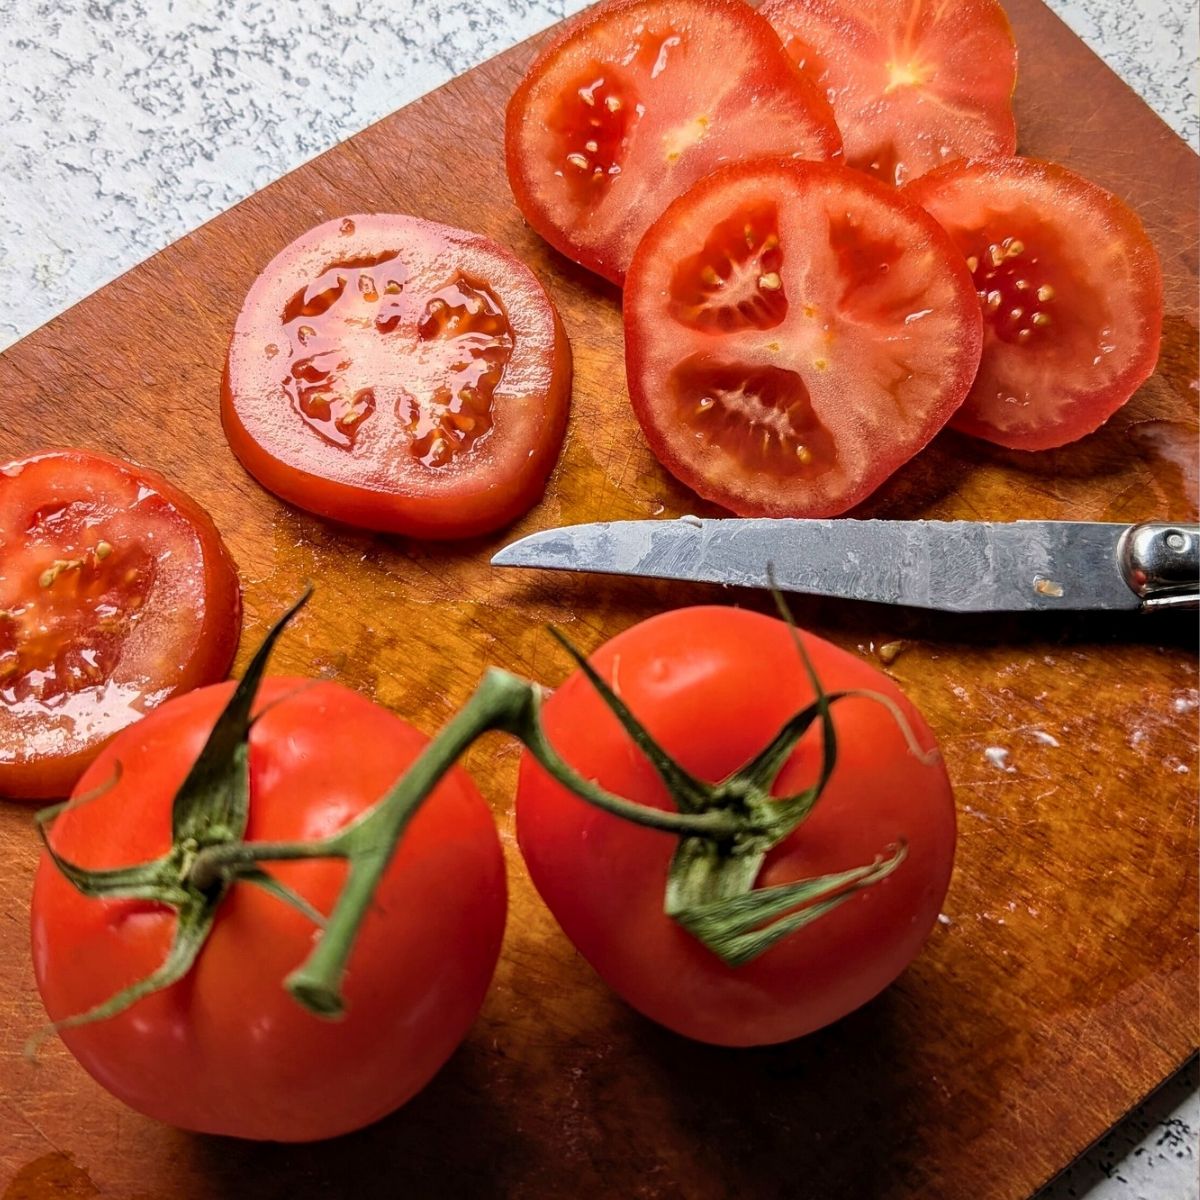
[191,667,744,1019]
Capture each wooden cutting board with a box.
[0,1,1196,1196]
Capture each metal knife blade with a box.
[491,518,1187,613]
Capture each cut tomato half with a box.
[905,157,1164,450]
[761,0,1017,186]
[624,158,982,517]
[0,449,241,800]
[223,214,572,539]
[505,0,841,284]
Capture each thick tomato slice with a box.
[905,157,1164,450]
[33,677,506,1141]
[505,0,841,284]
[761,0,1017,186]
[223,214,572,539]
[516,607,955,1047]
[0,449,241,800]
[624,158,983,517]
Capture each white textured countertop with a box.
[0,2,1196,1197]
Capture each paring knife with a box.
[491,519,1200,613]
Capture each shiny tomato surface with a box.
[32,677,507,1142]
[762,0,1017,186]
[0,448,240,801]
[506,0,841,284]
[223,214,571,539]
[516,607,956,1046]
[906,157,1164,449]
[624,158,982,516]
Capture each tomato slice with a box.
[905,157,1164,450]
[760,0,1017,186]
[624,157,982,517]
[223,214,572,539]
[0,449,241,800]
[505,0,842,285]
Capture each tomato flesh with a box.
[505,0,842,284]
[32,677,506,1142]
[223,214,571,539]
[761,0,1017,185]
[516,607,955,1046]
[905,157,1164,449]
[0,449,241,800]
[624,158,982,516]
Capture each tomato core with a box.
[965,233,1076,351]
[278,252,516,469]
[548,67,638,203]
[1,532,153,709]
[669,201,787,332]
[671,357,836,475]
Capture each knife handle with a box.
[1119,523,1200,611]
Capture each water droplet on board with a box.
[984,746,1016,773]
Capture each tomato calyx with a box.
[546,621,909,966]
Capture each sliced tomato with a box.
[624,158,982,517]
[905,157,1164,450]
[0,449,241,800]
[761,0,1017,186]
[223,214,572,539]
[505,0,841,284]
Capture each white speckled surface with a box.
[0,2,1197,1196]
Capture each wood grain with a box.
[1,1,1196,1196]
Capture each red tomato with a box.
[32,677,506,1142]
[761,0,1017,186]
[516,607,955,1046]
[505,0,841,284]
[905,157,1164,450]
[0,449,240,801]
[222,214,572,539]
[624,158,983,517]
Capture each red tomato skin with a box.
[904,157,1164,450]
[31,677,507,1141]
[222,214,572,540]
[0,448,241,801]
[505,0,842,285]
[516,608,955,1047]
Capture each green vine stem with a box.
[35,593,921,1037]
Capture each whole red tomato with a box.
[516,607,955,1046]
[32,676,506,1141]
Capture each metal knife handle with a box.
[1118,523,1200,611]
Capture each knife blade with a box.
[491,519,1200,613]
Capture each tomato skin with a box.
[516,607,955,1047]
[222,214,572,539]
[624,158,983,517]
[31,677,506,1142]
[904,157,1164,450]
[0,448,241,801]
[505,0,842,284]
